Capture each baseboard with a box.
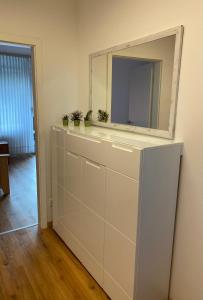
[48,221,53,228]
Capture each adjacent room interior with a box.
[0,42,38,234]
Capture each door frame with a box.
[0,32,47,228]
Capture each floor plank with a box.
[0,226,109,300]
[0,155,38,233]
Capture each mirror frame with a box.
[89,26,184,139]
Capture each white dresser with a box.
[51,125,182,300]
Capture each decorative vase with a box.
[74,120,80,126]
[63,119,69,126]
[84,120,91,127]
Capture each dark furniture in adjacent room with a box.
[0,141,10,195]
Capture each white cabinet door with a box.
[53,185,65,228]
[63,191,82,240]
[103,223,136,299]
[57,146,65,188]
[103,272,132,300]
[55,127,65,148]
[105,168,139,242]
[51,127,58,224]
[79,202,104,265]
[64,151,82,200]
[63,191,104,284]
[63,153,105,265]
[63,190,104,266]
[81,158,106,217]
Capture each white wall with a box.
[91,54,107,119]
[0,0,79,221]
[76,1,203,300]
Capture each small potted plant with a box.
[71,110,83,126]
[62,114,69,126]
[84,110,93,127]
[98,109,109,123]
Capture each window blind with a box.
[0,54,35,155]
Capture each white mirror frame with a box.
[89,26,184,139]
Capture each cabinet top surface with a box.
[54,124,183,150]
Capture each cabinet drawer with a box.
[105,142,141,179]
[68,133,106,164]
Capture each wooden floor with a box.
[0,226,109,300]
[0,155,38,233]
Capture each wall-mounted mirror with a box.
[89,26,183,139]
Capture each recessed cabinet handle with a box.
[112,144,133,153]
[71,133,101,144]
[67,151,79,159]
[52,127,61,132]
[86,160,101,169]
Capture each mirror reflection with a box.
[91,34,176,131]
[111,56,161,128]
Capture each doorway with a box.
[111,56,161,129]
[0,41,39,234]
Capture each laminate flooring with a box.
[0,226,109,300]
[0,155,38,233]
